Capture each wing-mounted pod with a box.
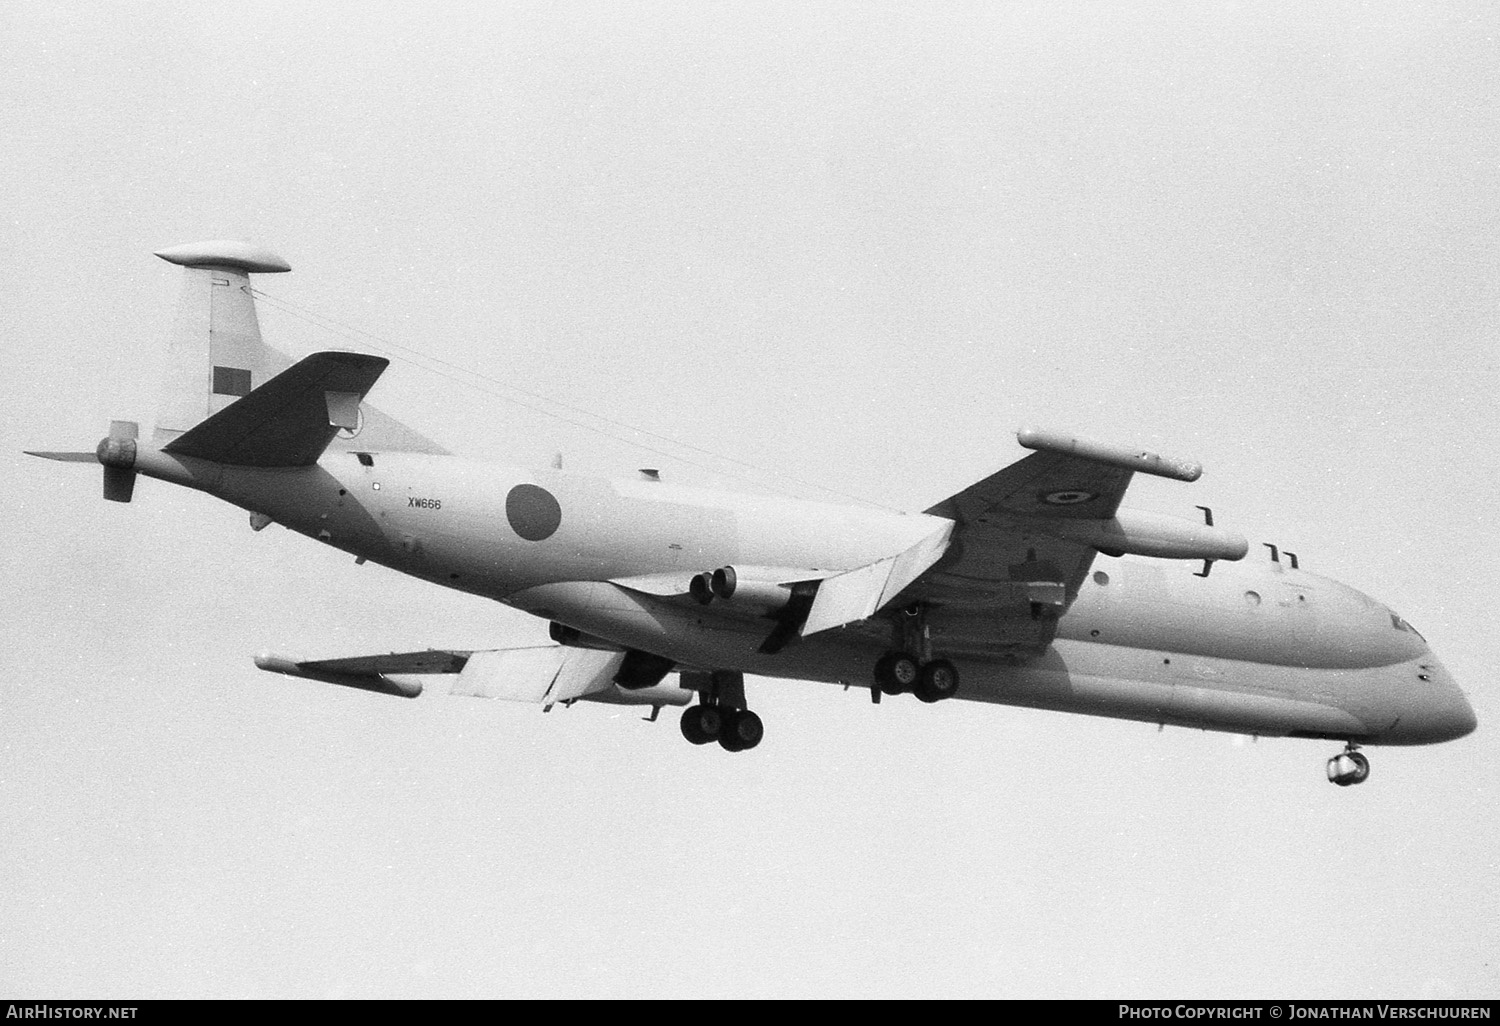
[1015,427,1204,482]
[1013,427,1248,562]
[1027,508,1248,562]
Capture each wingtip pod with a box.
[154,240,291,274]
[1016,426,1203,482]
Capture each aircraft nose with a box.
[1395,658,1477,744]
[1444,687,1479,741]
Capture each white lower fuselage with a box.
[139,448,1476,747]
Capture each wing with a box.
[893,428,1225,657]
[254,649,468,697]
[595,430,1233,657]
[910,450,1127,654]
[254,645,694,711]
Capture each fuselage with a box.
[135,446,1477,747]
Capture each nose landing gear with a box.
[1326,744,1371,787]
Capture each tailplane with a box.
[151,240,446,455]
[163,351,390,467]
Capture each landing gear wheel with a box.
[914,659,960,703]
[874,652,921,695]
[719,709,764,752]
[1326,748,1371,787]
[680,704,724,746]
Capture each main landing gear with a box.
[872,603,961,705]
[679,670,763,752]
[1326,743,1371,787]
[873,652,960,703]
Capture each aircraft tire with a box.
[1326,749,1371,786]
[719,709,763,752]
[680,705,723,746]
[914,659,960,703]
[875,652,920,695]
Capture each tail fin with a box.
[151,241,448,455]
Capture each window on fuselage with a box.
[1390,613,1426,641]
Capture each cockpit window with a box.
[1390,613,1426,640]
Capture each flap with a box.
[545,649,627,705]
[610,566,839,598]
[799,521,954,637]
[449,646,623,705]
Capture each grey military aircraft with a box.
[29,241,1476,785]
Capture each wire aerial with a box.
[249,286,899,511]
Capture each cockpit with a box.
[1389,612,1425,641]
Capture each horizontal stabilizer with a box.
[164,351,388,467]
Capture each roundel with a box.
[506,483,561,541]
[1043,489,1096,506]
[336,406,365,440]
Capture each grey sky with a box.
[1,1,1496,998]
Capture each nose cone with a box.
[1443,687,1479,741]
[1384,657,1477,745]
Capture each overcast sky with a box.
[2,1,1496,998]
